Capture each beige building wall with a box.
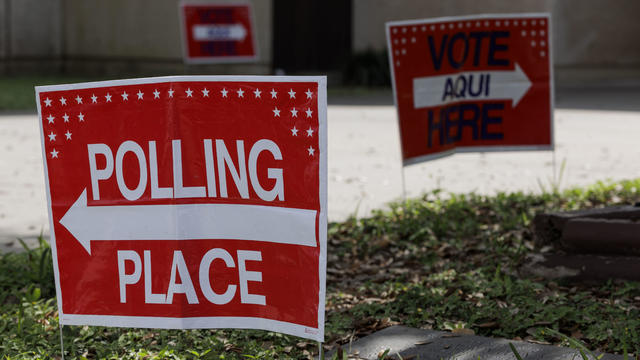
[353,0,552,52]
[1,0,64,72]
[0,0,7,60]
[2,0,272,75]
[9,0,63,57]
[353,0,640,84]
[3,0,640,83]
[552,1,640,66]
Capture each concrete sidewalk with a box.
[1,88,640,251]
[335,87,640,220]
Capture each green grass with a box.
[0,75,113,111]
[0,74,393,111]
[2,180,640,359]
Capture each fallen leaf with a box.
[414,339,433,345]
[452,328,475,335]
[223,343,242,353]
[526,339,552,345]
[475,321,498,328]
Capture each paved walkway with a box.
[1,88,640,251]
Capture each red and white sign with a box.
[36,76,327,341]
[180,3,258,63]
[386,14,553,165]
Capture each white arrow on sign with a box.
[60,189,317,255]
[412,63,532,109]
[192,24,247,41]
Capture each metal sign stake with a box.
[59,322,65,360]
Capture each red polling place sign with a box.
[386,14,553,165]
[180,3,257,63]
[36,76,327,341]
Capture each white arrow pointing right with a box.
[193,24,248,41]
[60,189,317,255]
[413,63,531,109]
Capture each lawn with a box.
[0,75,394,112]
[0,75,112,111]
[2,180,640,359]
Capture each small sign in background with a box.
[180,3,258,63]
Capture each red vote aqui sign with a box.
[36,76,327,341]
[180,3,258,63]
[386,14,553,165]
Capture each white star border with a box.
[39,83,320,159]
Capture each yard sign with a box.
[386,13,553,165]
[36,76,327,341]
[180,2,258,63]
